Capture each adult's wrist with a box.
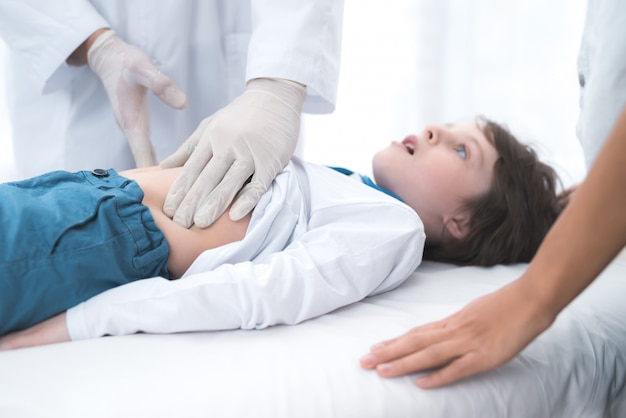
[513,269,561,331]
[246,77,307,113]
[67,27,110,66]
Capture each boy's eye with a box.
[455,145,467,159]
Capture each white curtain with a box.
[301,0,587,188]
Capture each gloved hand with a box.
[161,77,306,228]
[87,30,187,167]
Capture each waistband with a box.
[81,168,170,278]
[82,168,132,188]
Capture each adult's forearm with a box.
[521,105,626,318]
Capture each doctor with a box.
[0,0,344,227]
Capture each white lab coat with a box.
[0,0,344,177]
[66,158,426,339]
[576,0,626,169]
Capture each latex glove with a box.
[87,30,187,167]
[359,278,556,388]
[161,78,306,228]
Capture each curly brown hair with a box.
[424,117,564,266]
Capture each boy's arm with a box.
[0,313,70,350]
[65,200,424,339]
[360,105,626,388]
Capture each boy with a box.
[0,117,562,348]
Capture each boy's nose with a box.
[425,126,440,145]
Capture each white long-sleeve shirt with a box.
[66,158,425,339]
[0,0,344,176]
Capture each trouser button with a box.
[92,168,109,178]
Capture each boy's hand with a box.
[0,312,70,351]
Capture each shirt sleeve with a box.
[576,0,626,168]
[0,0,109,93]
[66,202,424,340]
[246,0,345,113]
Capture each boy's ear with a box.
[443,212,470,240]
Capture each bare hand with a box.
[0,312,70,351]
[360,280,556,388]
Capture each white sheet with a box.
[1,260,625,417]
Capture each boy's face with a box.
[372,122,499,243]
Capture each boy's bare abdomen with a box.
[121,167,251,279]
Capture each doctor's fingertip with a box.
[164,86,188,109]
[173,210,194,229]
[193,214,212,229]
[162,197,179,218]
[229,198,255,221]
[193,202,224,228]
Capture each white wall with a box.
[301,0,587,188]
[0,1,588,186]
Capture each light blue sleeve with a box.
[576,0,626,168]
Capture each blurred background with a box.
[1,0,587,186]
